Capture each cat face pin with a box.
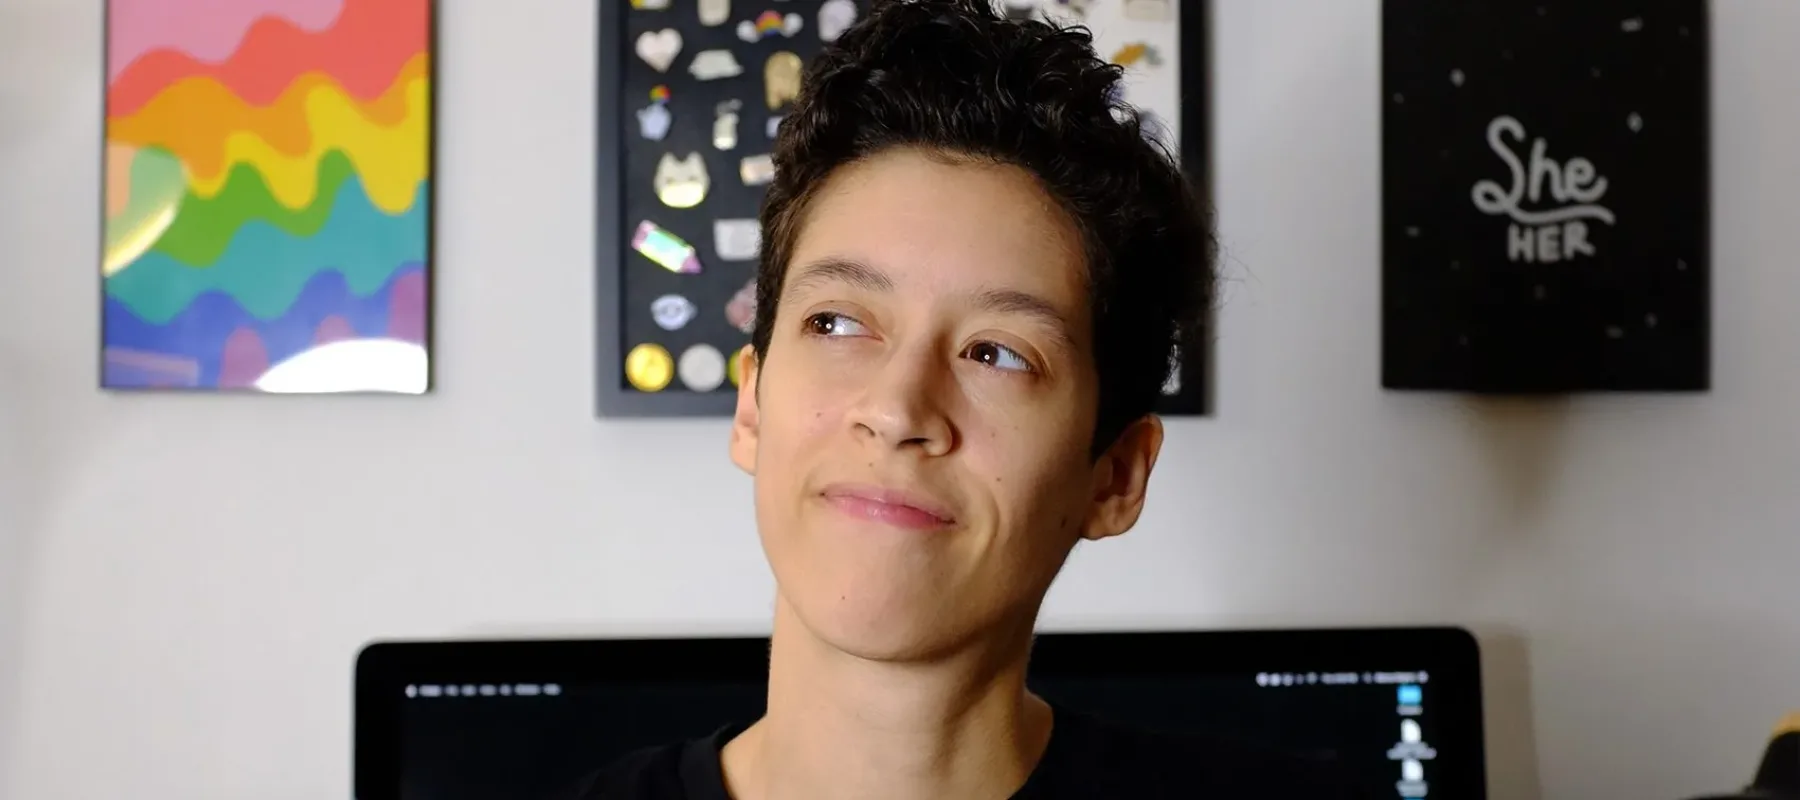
[653,152,710,208]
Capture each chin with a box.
[815,613,972,664]
[786,579,981,664]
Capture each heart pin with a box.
[636,28,683,73]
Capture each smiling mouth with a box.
[819,484,956,531]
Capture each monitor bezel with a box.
[354,626,1484,798]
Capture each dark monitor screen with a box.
[356,628,1485,800]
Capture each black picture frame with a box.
[596,1,1212,417]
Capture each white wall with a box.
[4,1,1798,798]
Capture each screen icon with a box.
[404,685,417,698]
[1402,758,1425,782]
[1401,719,1423,743]
[1397,684,1424,705]
[1256,673,1270,687]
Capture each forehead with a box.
[787,148,1087,306]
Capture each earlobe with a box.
[1081,415,1165,541]
[729,346,761,475]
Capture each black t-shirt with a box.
[557,707,1369,799]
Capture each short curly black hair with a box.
[753,0,1213,452]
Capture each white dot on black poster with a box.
[1646,313,1659,328]
[1606,326,1624,339]
[1449,69,1465,87]
[1627,113,1643,132]
[1620,17,1644,32]
[1393,93,1405,104]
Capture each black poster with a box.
[1382,1,1709,393]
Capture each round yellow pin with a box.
[624,343,675,392]
[727,348,742,387]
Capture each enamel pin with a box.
[653,152,710,209]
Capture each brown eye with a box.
[963,341,1032,373]
[803,312,867,337]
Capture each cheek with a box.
[962,413,1091,526]
[758,354,855,460]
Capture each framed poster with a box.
[596,0,1210,416]
[1382,0,1709,393]
[102,0,435,393]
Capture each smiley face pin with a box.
[625,343,675,392]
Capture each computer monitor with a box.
[355,627,1484,799]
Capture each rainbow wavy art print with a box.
[103,0,432,392]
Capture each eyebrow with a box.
[972,288,1078,352]
[785,257,895,296]
[785,256,1078,351]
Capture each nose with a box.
[845,343,955,457]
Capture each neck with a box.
[721,599,1053,800]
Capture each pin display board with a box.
[1382,0,1710,393]
[597,0,1210,416]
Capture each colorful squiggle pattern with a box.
[104,0,431,391]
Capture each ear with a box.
[1081,415,1164,541]
[729,345,761,475]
